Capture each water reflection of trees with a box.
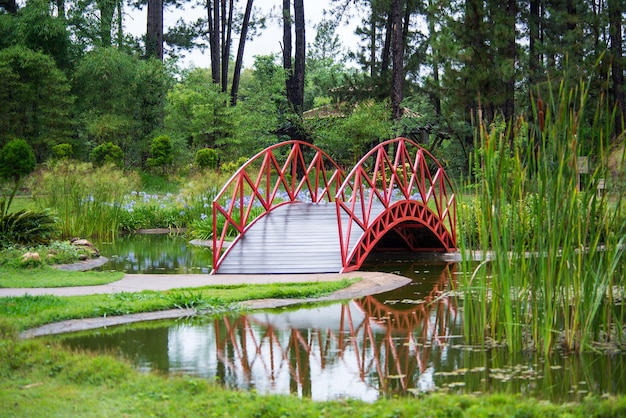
[212,264,459,399]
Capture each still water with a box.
[64,236,626,402]
[96,234,212,274]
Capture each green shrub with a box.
[0,138,37,216]
[90,142,124,168]
[195,148,219,169]
[52,143,73,160]
[0,206,58,249]
[147,135,174,173]
[219,156,249,174]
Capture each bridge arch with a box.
[336,137,457,272]
[212,140,345,272]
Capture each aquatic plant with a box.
[461,78,625,354]
[31,161,139,239]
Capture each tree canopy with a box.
[0,0,623,173]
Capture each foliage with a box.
[0,205,57,249]
[0,138,36,184]
[146,135,173,173]
[0,139,36,216]
[72,50,170,166]
[195,148,218,170]
[30,161,138,239]
[304,20,347,111]
[52,143,73,160]
[138,171,183,194]
[16,0,73,70]
[220,156,250,174]
[461,79,626,354]
[117,170,226,233]
[164,68,234,156]
[90,142,124,168]
[0,46,74,161]
[308,100,394,167]
[0,264,123,288]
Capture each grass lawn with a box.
[0,266,124,288]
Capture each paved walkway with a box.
[0,271,407,298]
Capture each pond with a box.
[96,234,212,274]
[63,235,626,402]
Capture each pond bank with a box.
[14,271,410,338]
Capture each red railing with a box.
[212,140,345,272]
[335,137,457,271]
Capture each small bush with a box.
[147,135,174,173]
[220,156,249,174]
[0,207,58,249]
[0,138,37,216]
[90,142,124,168]
[195,148,219,169]
[52,143,73,160]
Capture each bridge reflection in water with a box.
[167,263,460,400]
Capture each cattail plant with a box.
[461,78,625,354]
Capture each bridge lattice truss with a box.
[212,138,456,273]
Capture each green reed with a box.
[31,161,139,239]
[461,79,625,354]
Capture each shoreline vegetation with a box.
[0,85,624,415]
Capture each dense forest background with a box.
[1,0,624,177]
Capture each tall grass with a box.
[461,79,625,354]
[30,161,139,239]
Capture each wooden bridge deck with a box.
[216,203,368,274]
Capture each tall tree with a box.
[282,0,294,107]
[608,0,624,134]
[293,0,305,113]
[231,0,254,105]
[146,0,163,59]
[282,0,305,115]
[208,0,221,84]
[391,0,403,121]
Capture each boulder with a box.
[70,238,100,257]
[21,251,41,263]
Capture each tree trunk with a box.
[0,0,18,14]
[146,0,163,59]
[97,0,116,47]
[381,11,392,76]
[293,0,305,114]
[231,0,254,106]
[369,10,376,78]
[391,0,403,121]
[608,0,624,135]
[209,0,220,84]
[503,0,516,136]
[283,0,295,109]
[56,0,65,18]
[427,0,441,116]
[221,0,233,92]
[528,0,540,86]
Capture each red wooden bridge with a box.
[212,138,457,274]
